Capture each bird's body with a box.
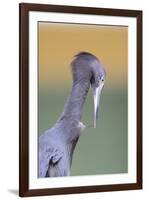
[39,52,105,178]
[39,119,84,177]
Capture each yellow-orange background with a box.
[39,23,128,89]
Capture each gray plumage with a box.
[39,52,106,177]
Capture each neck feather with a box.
[59,79,90,122]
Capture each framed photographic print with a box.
[19,3,142,197]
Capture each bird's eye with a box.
[100,76,104,82]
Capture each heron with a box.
[39,52,106,177]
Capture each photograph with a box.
[38,22,128,178]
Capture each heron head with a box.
[71,52,106,128]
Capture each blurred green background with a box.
[38,22,128,175]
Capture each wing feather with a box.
[39,142,63,177]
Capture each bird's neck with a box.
[60,79,90,122]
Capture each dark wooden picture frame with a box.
[19,3,142,197]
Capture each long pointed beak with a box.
[92,84,103,128]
